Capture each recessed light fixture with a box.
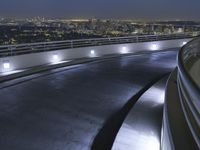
[121,46,129,54]
[151,44,158,50]
[3,61,10,69]
[90,50,95,55]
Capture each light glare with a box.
[151,44,158,50]
[3,62,10,69]
[90,50,95,55]
[183,41,187,45]
[53,54,58,60]
[121,46,129,54]
[152,44,157,49]
[51,54,61,63]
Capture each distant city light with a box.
[3,61,10,69]
[0,18,197,45]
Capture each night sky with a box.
[0,0,200,20]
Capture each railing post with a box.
[136,36,139,43]
[71,41,73,49]
[43,43,46,52]
[9,46,12,56]
[155,35,158,41]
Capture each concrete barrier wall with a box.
[189,59,200,88]
[0,38,192,73]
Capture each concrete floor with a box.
[0,50,177,150]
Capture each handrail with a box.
[177,37,200,148]
[0,32,196,58]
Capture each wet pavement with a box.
[0,50,177,150]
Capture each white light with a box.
[121,46,129,54]
[152,44,157,49]
[53,54,58,60]
[3,62,10,69]
[122,47,127,50]
[146,136,160,150]
[151,44,158,50]
[183,41,187,45]
[90,50,95,55]
[51,54,60,63]
[51,54,61,64]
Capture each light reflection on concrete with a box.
[0,69,25,76]
[112,77,167,150]
[50,60,71,65]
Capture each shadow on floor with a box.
[91,74,169,150]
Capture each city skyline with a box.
[0,0,200,20]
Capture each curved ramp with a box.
[0,50,177,150]
[112,76,168,150]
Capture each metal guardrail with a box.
[0,32,196,58]
[177,37,200,149]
